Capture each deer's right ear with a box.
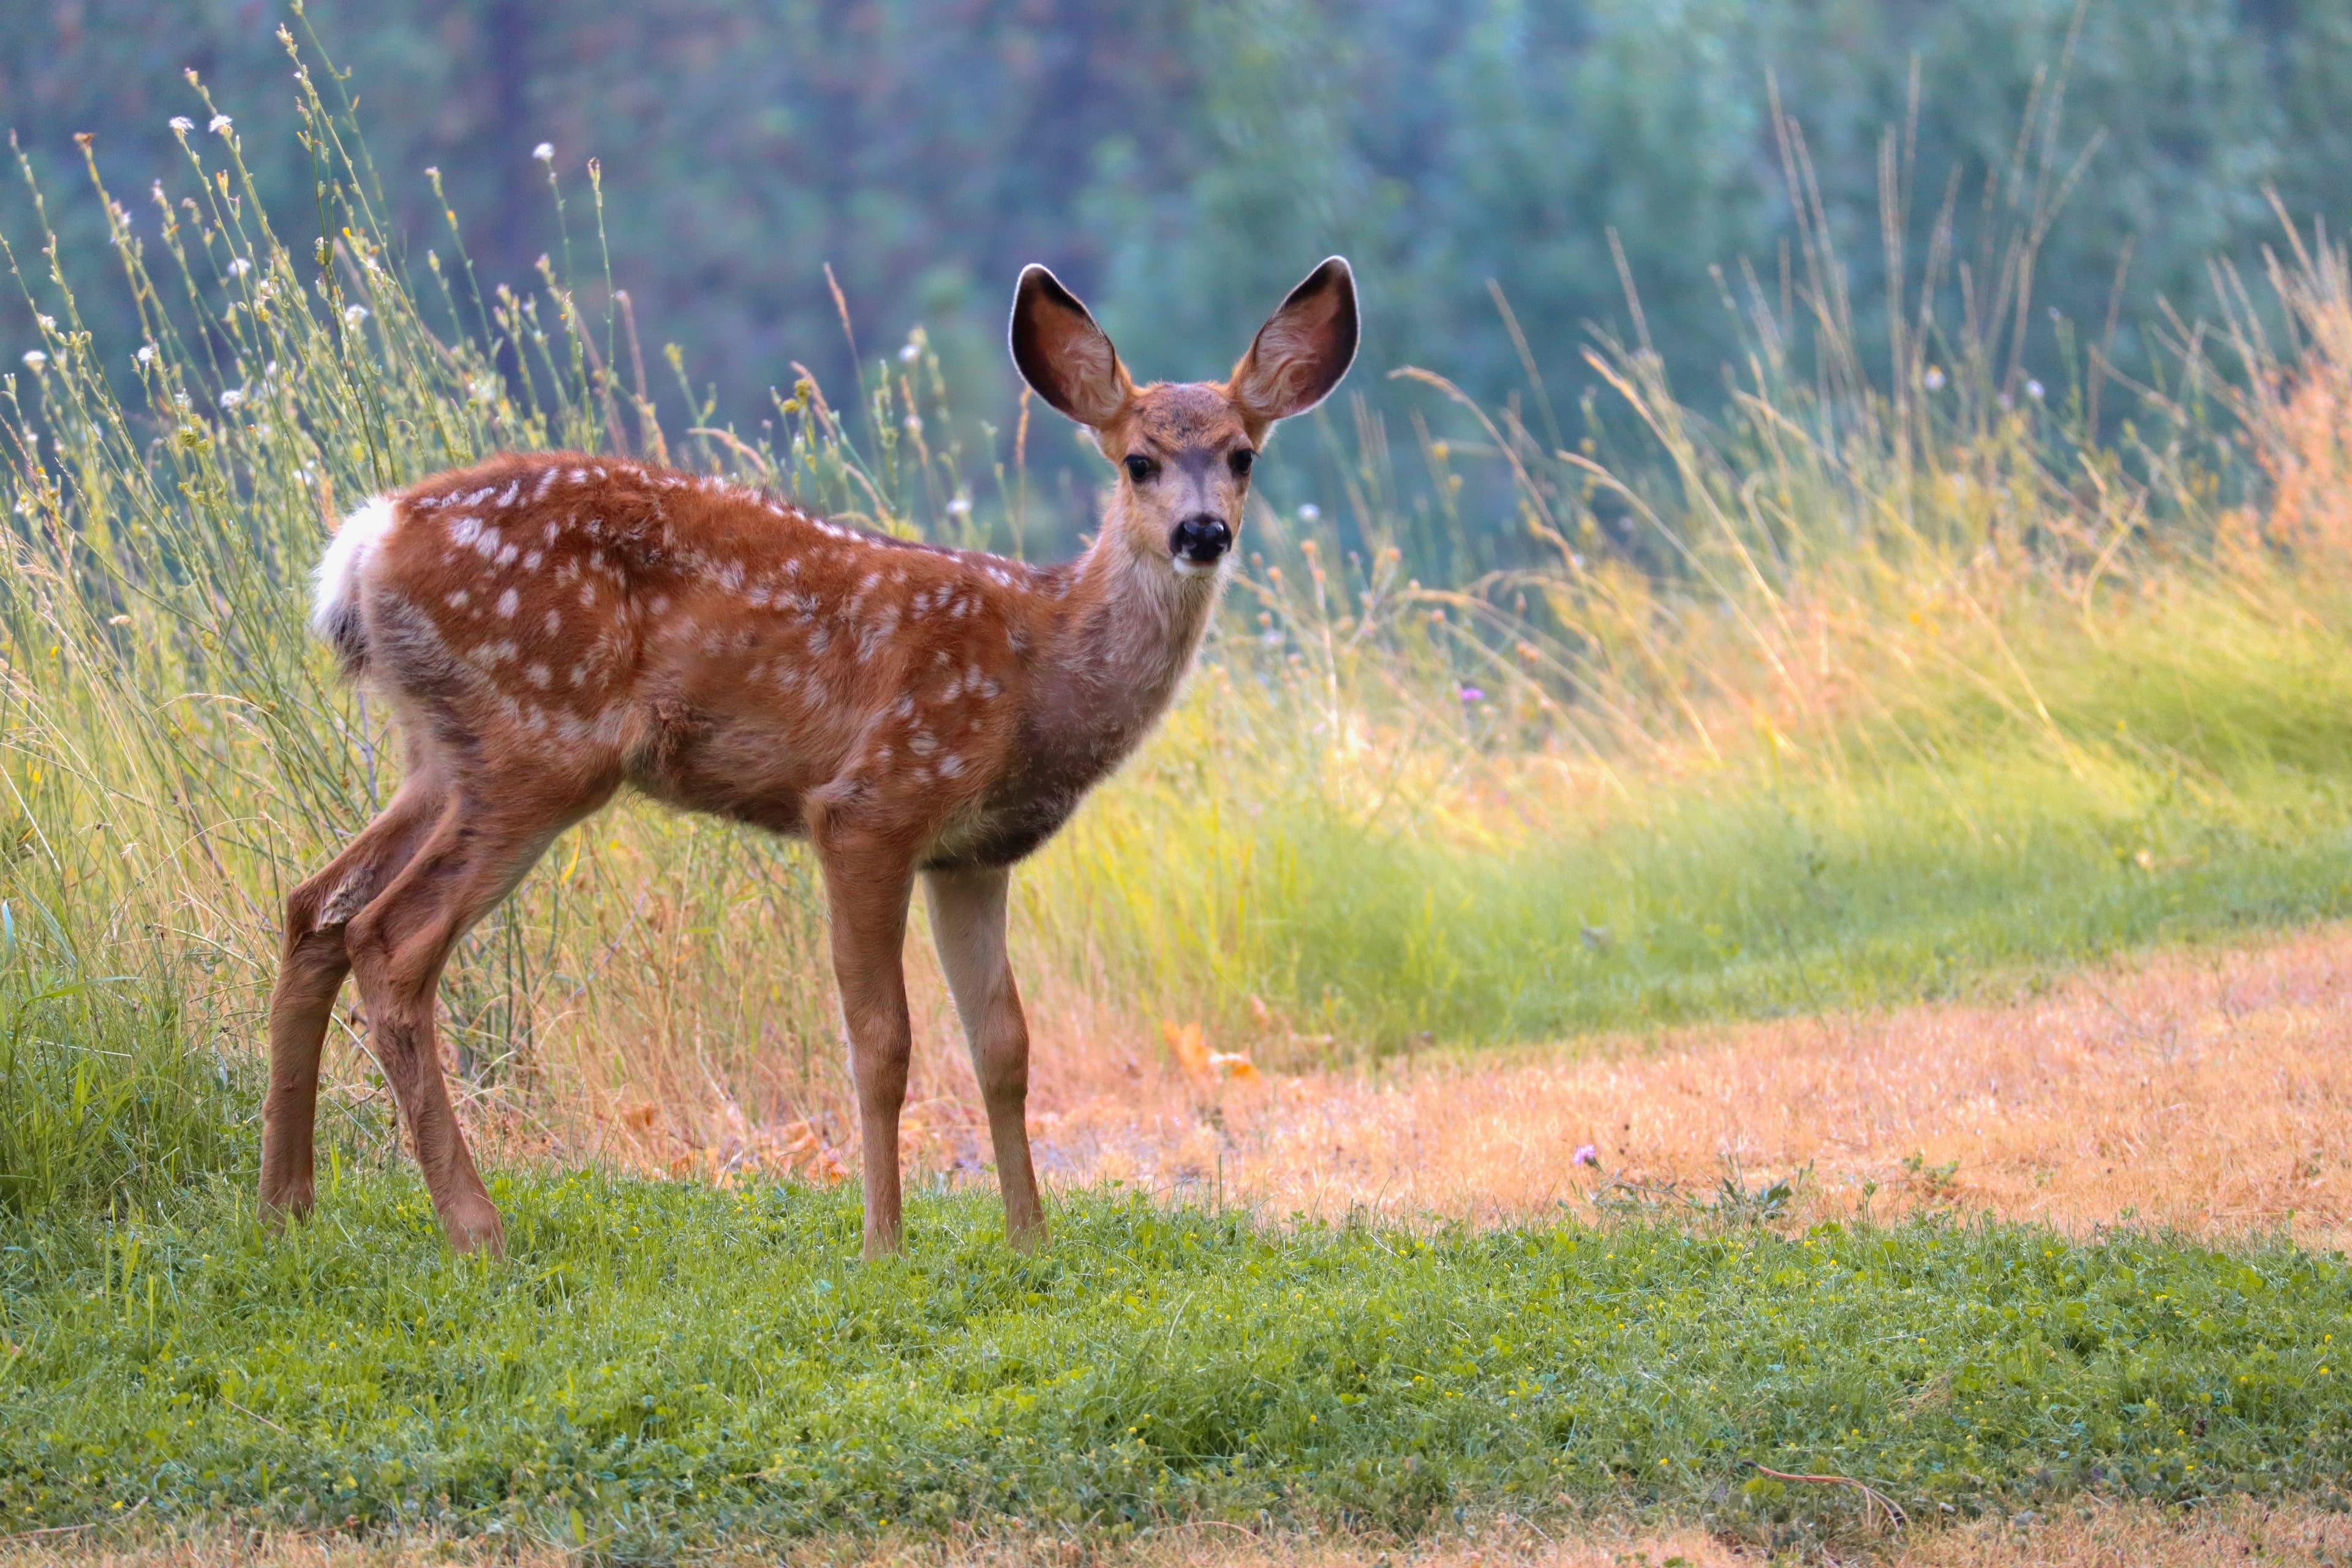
[1009,265,1133,429]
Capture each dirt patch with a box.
[12,1500,2350,1566]
[1023,929,2352,1245]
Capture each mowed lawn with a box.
[2,1175,2345,1552]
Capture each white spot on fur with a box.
[939,754,964,778]
[447,514,482,548]
[496,543,519,566]
[522,549,543,571]
[496,588,519,617]
[526,662,551,688]
[543,609,562,635]
[445,589,470,609]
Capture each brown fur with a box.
[262,259,1359,1257]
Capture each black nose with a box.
[1170,514,1232,564]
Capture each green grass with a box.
[2,1175,2345,1550]
[0,916,253,1218]
[1068,579,2352,1049]
[1146,764,2352,1049]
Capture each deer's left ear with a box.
[1229,257,1360,434]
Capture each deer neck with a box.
[1028,502,1223,777]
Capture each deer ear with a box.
[1230,256,1360,431]
[1008,265,1133,429]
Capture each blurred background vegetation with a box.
[10,0,2352,1210]
[9,0,2352,554]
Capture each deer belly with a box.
[922,787,1085,871]
[622,704,827,836]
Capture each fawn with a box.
[263,257,1359,1257]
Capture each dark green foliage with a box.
[1,1177,2345,1547]
[9,0,2352,511]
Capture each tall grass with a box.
[6,36,2352,1202]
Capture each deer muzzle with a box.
[1170,514,1232,566]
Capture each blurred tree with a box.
[6,0,2349,551]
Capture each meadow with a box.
[3,35,2352,1559]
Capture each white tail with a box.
[309,494,396,668]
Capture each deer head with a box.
[1009,257,1360,577]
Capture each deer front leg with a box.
[818,836,918,1258]
[924,864,1046,1250]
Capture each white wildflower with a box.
[135,344,157,366]
[36,315,55,332]
[344,303,370,326]
[945,496,972,517]
[899,342,921,364]
[169,116,194,134]
[227,257,252,277]
[2026,379,2046,401]
[207,114,232,134]
[1297,503,1321,522]
[1924,366,1947,391]
[219,388,244,410]
[20,350,45,371]
[532,142,554,163]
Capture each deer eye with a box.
[1123,453,1158,483]
[1229,448,1256,478]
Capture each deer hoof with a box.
[442,1197,507,1257]
[258,1181,315,1229]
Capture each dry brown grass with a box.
[12,1499,2350,1566]
[997,927,2352,1246]
[465,916,2352,1246]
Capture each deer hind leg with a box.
[816,832,918,1258]
[342,792,571,1255]
[260,774,449,1225]
[924,865,1046,1250]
